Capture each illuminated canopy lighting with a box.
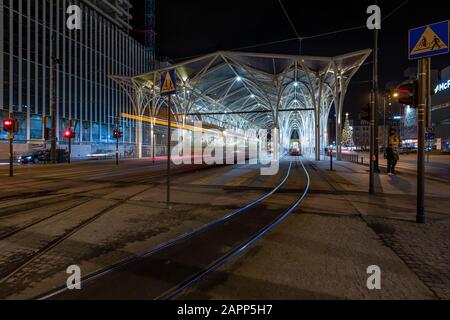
[111,50,371,156]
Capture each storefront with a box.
[431,66,450,151]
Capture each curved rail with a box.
[158,158,310,300]
[38,161,294,300]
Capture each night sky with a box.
[131,0,449,116]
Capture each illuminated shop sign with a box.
[434,79,450,94]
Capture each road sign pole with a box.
[167,95,172,209]
[426,57,432,128]
[373,13,380,174]
[408,21,448,223]
[426,56,432,166]
[160,69,177,209]
[417,58,427,224]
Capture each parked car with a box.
[18,150,49,164]
[399,147,417,155]
[18,149,68,164]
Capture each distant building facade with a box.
[353,120,370,150]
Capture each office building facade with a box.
[0,0,153,157]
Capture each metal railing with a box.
[340,153,365,165]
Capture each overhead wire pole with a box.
[369,90,375,194]
[373,1,380,174]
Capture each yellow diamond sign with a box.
[160,70,177,96]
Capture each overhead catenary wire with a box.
[277,0,301,39]
[277,0,302,54]
[382,0,409,22]
[170,1,411,62]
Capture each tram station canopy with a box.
[111,50,371,158]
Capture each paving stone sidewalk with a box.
[180,159,449,300]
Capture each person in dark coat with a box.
[385,144,397,176]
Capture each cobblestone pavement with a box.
[364,216,450,299]
[179,160,449,300]
[314,159,450,299]
[179,212,435,300]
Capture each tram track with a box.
[0,163,227,287]
[0,162,222,219]
[0,183,159,285]
[37,158,311,300]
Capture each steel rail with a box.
[38,160,292,300]
[158,158,311,300]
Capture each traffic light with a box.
[361,104,371,122]
[3,119,19,133]
[3,119,13,132]
[396,80,419,106]
[113,129,122,139]
[64,128,75,139]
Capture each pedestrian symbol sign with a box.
[160,70,177,96]
[409,21,449,60]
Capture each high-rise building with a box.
[0,0,154,157]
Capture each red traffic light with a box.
[64,129,75,139]
[113,129,122,139]
[3,119,18,132]
[3,119,13,132]
[396,80,418,106]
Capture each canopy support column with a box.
[315,77,324,161]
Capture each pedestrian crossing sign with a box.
[160,70,177,96]
[409,21,449,60]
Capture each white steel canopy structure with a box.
[111,49,371,160]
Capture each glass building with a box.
[0,0,153,157]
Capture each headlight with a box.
[27,156,32,160]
